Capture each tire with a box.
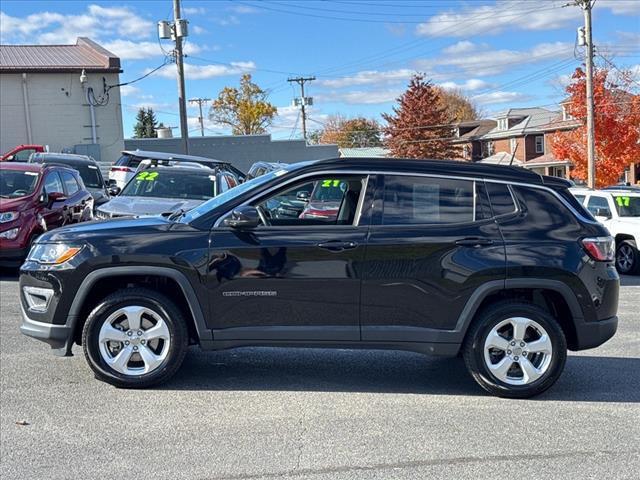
[462,300,567,399]
[615,240,639,275]
[82,288,188,388]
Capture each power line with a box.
[188,97,211,136]
[287,76,316,141]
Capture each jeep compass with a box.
[19,158,619,398]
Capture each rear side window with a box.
[381,175,476,225]
[61,171,80,195]
[115,155,142,168]
[486,182,517,216]
[558,189,594,220]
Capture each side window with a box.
[43,172,64,194]
[14,148,36,162]
[573,194,585,203]
[586,196,611,217]
[225,173,238,189]
[486,182,517,217]
[61,171,80,195]
[255,176,366,226]
[381,176,476,225]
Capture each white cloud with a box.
[120,85,140,97]
[472,91,531,106]
[442,41,479,55]
[0,5,153,44]
[598,0,640,15]
[438,79,493,92]
[416,42,573,77]
[192,25,207,35]
[318,89,402,105]
[183,7,207,15]
[100,39,201,60]
[150,61,256,80]
[227,5,260,15]
[319,69,417,89]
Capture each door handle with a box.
[317,240,358,252]
[455,237,494,247]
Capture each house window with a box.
[498,118,508,130]
[510,138,517,153]
[462,145,469,159]
[535,136,544,154]
[486,141,494,156]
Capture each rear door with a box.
[59,170,87,222]
[361,174,505,342]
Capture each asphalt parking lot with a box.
[0,270,638,480]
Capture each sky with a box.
[1,0,638,140]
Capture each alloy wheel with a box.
[98,305,171,376]
[616,244,634,273]
[483,317,553,386]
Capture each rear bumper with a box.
[573,315,618,351]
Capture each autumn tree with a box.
[383,74,459,159]
[133,107,158,138]
[209,74,277,135]
[315,115,383,147]
[549,67,640,188]
[436,88,481,123]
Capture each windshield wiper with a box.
[166,208,186,221]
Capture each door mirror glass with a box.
[296,190,310,201]
[108,185,121,196]
[47,191,67,207]
[223,205,260,229]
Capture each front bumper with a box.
[20,303,73,352]
[573,315,618,350]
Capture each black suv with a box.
[19,158,619,398]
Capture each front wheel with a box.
[82,288,188,388]
[463,301,567,398]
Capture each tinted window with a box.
[0,170,39,198]
[612,195,640,217]
[486,182,517,216]
[382,176,475,225]
[256,176,365,226]
[586,196,611,216]
[574,194,585,203]
[14,149,36,162]
[115,154,142,168]
[43,172,64,195]
[121,170,217,200]
[61,171,80,195]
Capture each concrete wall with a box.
[124,135,339,173]
[0,71,124,165]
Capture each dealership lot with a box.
[1,271,638,479]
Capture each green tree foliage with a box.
[383,74,460,159]
[133,107,159,138]
[209,74,277,135]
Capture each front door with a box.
[361,174,506,342]
[207,173,372,341]
[40,171,67,229]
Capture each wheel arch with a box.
[67,267,210,349]
[456,279,583,350]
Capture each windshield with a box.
[613,195,640,217]
[69,163,102,188]
[121,170,218,200]
[0,170,39,198]
[310,179,347,202]
[181,165,303,223]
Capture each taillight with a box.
[110,166,133,173]
[581,236,614,261]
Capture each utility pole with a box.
[189,97,211,136]
[577,0,596,188]
[287,76,315,141]
[173,0,189,154]
[159,2,190,153]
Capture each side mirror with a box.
[595,208,612,220]
[108,185,121,196]
[47,191,67,207]
[296,191,310,201]
[5,155,15,162]
[223,205,260,229]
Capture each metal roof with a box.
[0,37,121,73]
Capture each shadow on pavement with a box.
[620,274,640,287]
[0,267,20,281]
[164,348,640,402]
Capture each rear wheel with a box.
[616,240,639,275]
[82,288,188,388]
[463,301,567,398]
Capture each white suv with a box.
[571,187,640,274]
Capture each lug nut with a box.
[514,356,519,361]
[127,331,133,336]
[125,340,130,345]
[507,350,512,355]
[523,351,528,357]
[133,346,138,351]
[141,340,146,345]
[137,331,142,336]
[510,341,516,346]
[520,342,525,347]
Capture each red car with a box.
[1,144,46,162]
[0,162,93,267]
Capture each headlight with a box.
[27,244,83,265]
[0,211,18,223]
[0,227,19,240]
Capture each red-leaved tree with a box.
[549,67,640,187]
[383,74,459,159]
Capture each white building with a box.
[0,37,124,166]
